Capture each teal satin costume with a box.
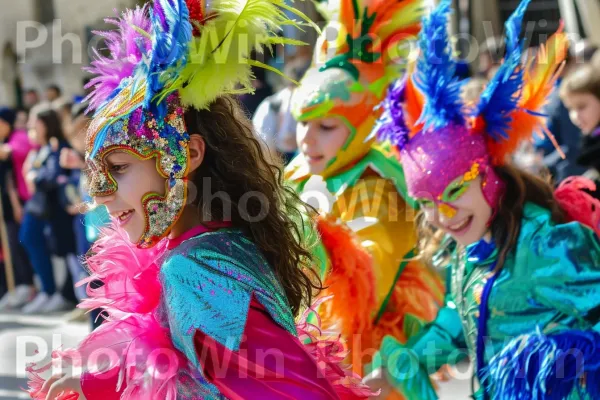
[370,203,600,399]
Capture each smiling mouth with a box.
[306,155,324,164]
[113,210,135,226]
[446,216,473,235]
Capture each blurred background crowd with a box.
[0,0,599,327]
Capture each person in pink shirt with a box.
[0,107,36,309]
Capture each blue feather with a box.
[145,0,192,109]
[486,328,600,400]
[474,0,530,142]
[414,0,464,132]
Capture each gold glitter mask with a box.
[86,83,190,248]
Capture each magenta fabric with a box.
[166,222,233,250]
[82,224,341,400]
[81,297,340,400]
[197,296,340,400]
[81,367,123,400]
[8,130,35,201]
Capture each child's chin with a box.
[123,226,143,245]
[307,163,326,175]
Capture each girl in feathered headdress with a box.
[25,1,377,399]
[283,1,445,398]
[367,0,600,398]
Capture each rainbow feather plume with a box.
[414,0,464,131]
[84,6,151,112]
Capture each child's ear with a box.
[187,134,205,174]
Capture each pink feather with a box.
[76,224,166,314]
[84,6,152,112]
[25,224,186,400]
[555,176,600,236]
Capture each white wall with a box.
[0,0,36,106]
[0,0,137,106]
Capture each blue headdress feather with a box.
[414,0,464,131]
[473,0,530,142]
[145,0,192,113]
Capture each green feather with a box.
[157,0,315,109]
[248,58,300,85]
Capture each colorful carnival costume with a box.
[26,1,375,399]
[284,0,445,395]
[369,0,600,398]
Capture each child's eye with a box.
[108,164,128,174]
[320,124,336,131]
[448,186,463,198]
[446,184,468,201]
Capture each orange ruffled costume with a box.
[285,0,445,398]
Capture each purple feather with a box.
[153,0,168,31]
[84,6,152,112]
[373,78,411,150]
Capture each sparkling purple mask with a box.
[400,123,504,214]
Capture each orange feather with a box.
[488,28,568,165]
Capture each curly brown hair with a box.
[416,164,566,272]
[184,95,322,316]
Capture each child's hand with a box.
[41,369,86,400]
[0,144,12,160]
[26,170,37,184]
[431,364,454,382]
[12,204,23,224]
[66,204,81,216]
[363,367,393,398]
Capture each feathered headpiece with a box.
[85,0,312,248]
[286,0,424,181]
[374,0,567,214]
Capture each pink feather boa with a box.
[26,224,376,399]
[26,225,186,400]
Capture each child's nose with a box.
[93,193,115,206]
[301,125,318,145]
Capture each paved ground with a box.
[0,309,89,400]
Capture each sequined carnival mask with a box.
[86,82,190,248]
